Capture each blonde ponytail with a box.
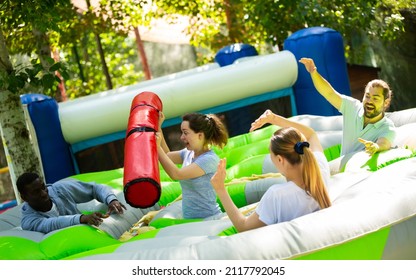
[270,127,331,209]
[302,149,331,209]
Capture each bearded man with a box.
[299,57,396,156]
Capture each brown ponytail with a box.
[182,113,228,149]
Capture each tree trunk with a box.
[94,32,113,90]
[0,91,43,203]
[33,29,68,102]
[85,0,113,90]
[52,48,67,102]
[33,29,52,68]
[72,44,85,82]
[0,31,42,203]
[223,0,236,42]
[134,27,152,80]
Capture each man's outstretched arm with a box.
[299,58,343,111]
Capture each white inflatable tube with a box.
[59,51,297,144]
[61,63,220,105]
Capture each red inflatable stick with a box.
[123,91,163,208]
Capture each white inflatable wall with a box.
[58,51,298,144]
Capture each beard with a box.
[364,104,383,119]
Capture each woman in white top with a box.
[211,109,331,232]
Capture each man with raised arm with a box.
[299,58,396,156]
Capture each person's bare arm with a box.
[250,110,324,153]
[299,58,342,110]
[211,159,266,232]
[157,145,205,180]
[358,137,392,155]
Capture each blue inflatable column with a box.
[284,27,351,116]
[20,94,75,183]
[215,43,258,66]
[215,43,259,136]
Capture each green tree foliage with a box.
[45,0,151,98]
[4,0,412,97]
[1,0,76,96]
[2,0,413,97]
[151,0,412,63]
[0,1,78,196]
[64,32,144,98]
[2,0,76,53]
[1,0,148,99]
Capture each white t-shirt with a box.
[256,152,330,225]
[44,202,59,218]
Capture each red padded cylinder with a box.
[123,91,163,208]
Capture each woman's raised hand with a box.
[250,109,274,132]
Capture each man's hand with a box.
[299,58,317,73]
[80,212,106,226]
[107,199,127,216]
[358,138,380,155]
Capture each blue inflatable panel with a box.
[21,94,75,183]
[215,43,258,67]
[284,27,351,116]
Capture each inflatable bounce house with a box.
[1,27,416,260]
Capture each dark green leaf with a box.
[41,73,56,88]
[49,62,62,72]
